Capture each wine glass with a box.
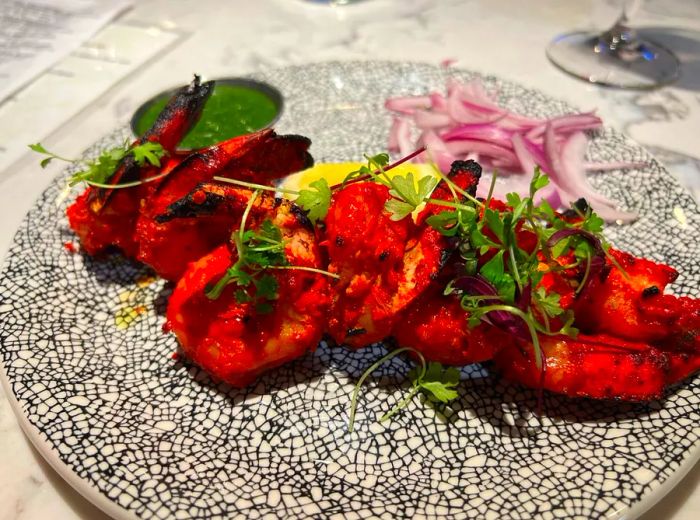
[546,0,680,89]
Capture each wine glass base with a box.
[546,31,680,89]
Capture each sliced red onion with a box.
[521,137,553,174]
[445,139,519,165]
[583,203,638,223]
[384,96,431,115]
[460,98,506,116]
[546,128,618,209]
[447,87,506,123]
[429,91,448,112]
[557,133,638,222]
[462,80,504,112]
[512,133,538,175]
[453,273,499,296]
[448,78,509,118]
[423,130,458,173]
[476,172,531,200]
[447,86,478,123]
[452,275,529,339]
[388,117,401,152]
[441,124,514,148]
[491,158,520,169]
[516,283,532,312]
[511,133,559,206]
[388,117,414,158]
[414,109,452,129]
[526,112,602,140]
[384,79,640,223]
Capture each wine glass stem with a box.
[597,7,644,60]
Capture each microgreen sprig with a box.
[205,189,338,309]
[424,167,612,372]
[212,176,332,225]
[205,190,288,311]
[341,152,442,221]
[29,140,167,189]
[348,347,460,432]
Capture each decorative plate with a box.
[1,62,699,520]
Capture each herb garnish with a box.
[205,190,287,312]
[212,176,332,225]
[342,153,437,220]
[294,178,331,224]
[342,152,489,222]
[205,189,339,309]
[215,149,443,225]
[29,141,166,188]
[345,162,615,430]
[428,168,614,371]
[348,347,460,432]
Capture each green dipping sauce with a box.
[134,83,280,149]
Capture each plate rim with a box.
[0,360,134,520]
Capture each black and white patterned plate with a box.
[1,62,699,520]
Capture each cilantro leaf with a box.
[480,250,505,280]
[582,211,604,234]
[131,141,166,167]
[29,143,74,169]
[484,208,505,243]
[550,235,571,258]
[534,287,564,317]
[573,240,594,259]
[28,143,49,154]
[470,226,498,253]
[426,210,459,236]
[536,199,556,220]
[409,362,461,403]
[389,172,437,207]
[296,178,331,224]
[206,217,287,307]
[529,166,549,197]
[341,153,392,188]
[511,198,529,223]
[385,171,438,221]
[385,198,416,221]
[506,192,522,209]
[427,206,478,237]
[369,152,390,168]
[420,381,459,403]
[479,250,516,304]
[254,274,279,301]
[30,141,166,187]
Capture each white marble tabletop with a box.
[1,0,699,519]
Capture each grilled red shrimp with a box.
[67,76,213,257]
[324,160,482,348]
[136,130,312,280]
[166,196,330,386]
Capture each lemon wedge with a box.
[279,162,437,193]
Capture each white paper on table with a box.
[0,22,184,176]
[0,0,133,103]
